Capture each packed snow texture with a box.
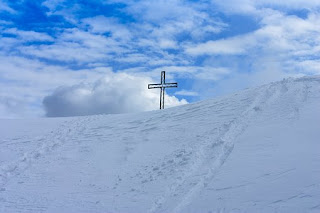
[1,76,320,213]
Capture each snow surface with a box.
[1,76,320,213]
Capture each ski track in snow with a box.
[149,78,311,213]
[0,116,98,188]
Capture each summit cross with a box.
[148,71,178,110]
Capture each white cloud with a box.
[41,0,80,24]
[185,36,251,55]
[159,39,178,49]
[0,54,110,118]
[0,1,16,13]
[213,0,320,14]
[3,28,54,42]
[185,10,320,75]
[125,0,226,45]
[152,66,230,80]
[82,16,132,40]
[42,0,67,11]
[198,62,299,100]
[43,73,187,117]
[0,96,27,119]
[17,28,126,63]
[289,59,320,75]
[0,20,12,25]
[2,0,320,119]
[1,1,226,70]
[212,0,258,14]
[175,90,199,97]
[126,0,200,22]
[256,0,320,10]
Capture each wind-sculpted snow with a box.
[0,76,320,212]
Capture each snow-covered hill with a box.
[1,76,320,213]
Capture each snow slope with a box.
[1,76,320,213]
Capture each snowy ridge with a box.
[1,76,320,212]
[150,76,316,213]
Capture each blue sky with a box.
[1,0,320,117]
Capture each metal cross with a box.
[148,71,178,109]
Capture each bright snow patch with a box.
[1,76,320,213]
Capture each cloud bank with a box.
[1,0,320,118]
[43,73,187,117]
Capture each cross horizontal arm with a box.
[162,83,178,88]
[148,83,178,89]
[148,84,162,89]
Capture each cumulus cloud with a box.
[43,73,187,117]
[0,53,113,118]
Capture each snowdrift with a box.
[1,76,320,213]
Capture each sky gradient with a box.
[1,0,320,118]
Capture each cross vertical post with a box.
[148,71,178,110]
[160,71,165,110]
